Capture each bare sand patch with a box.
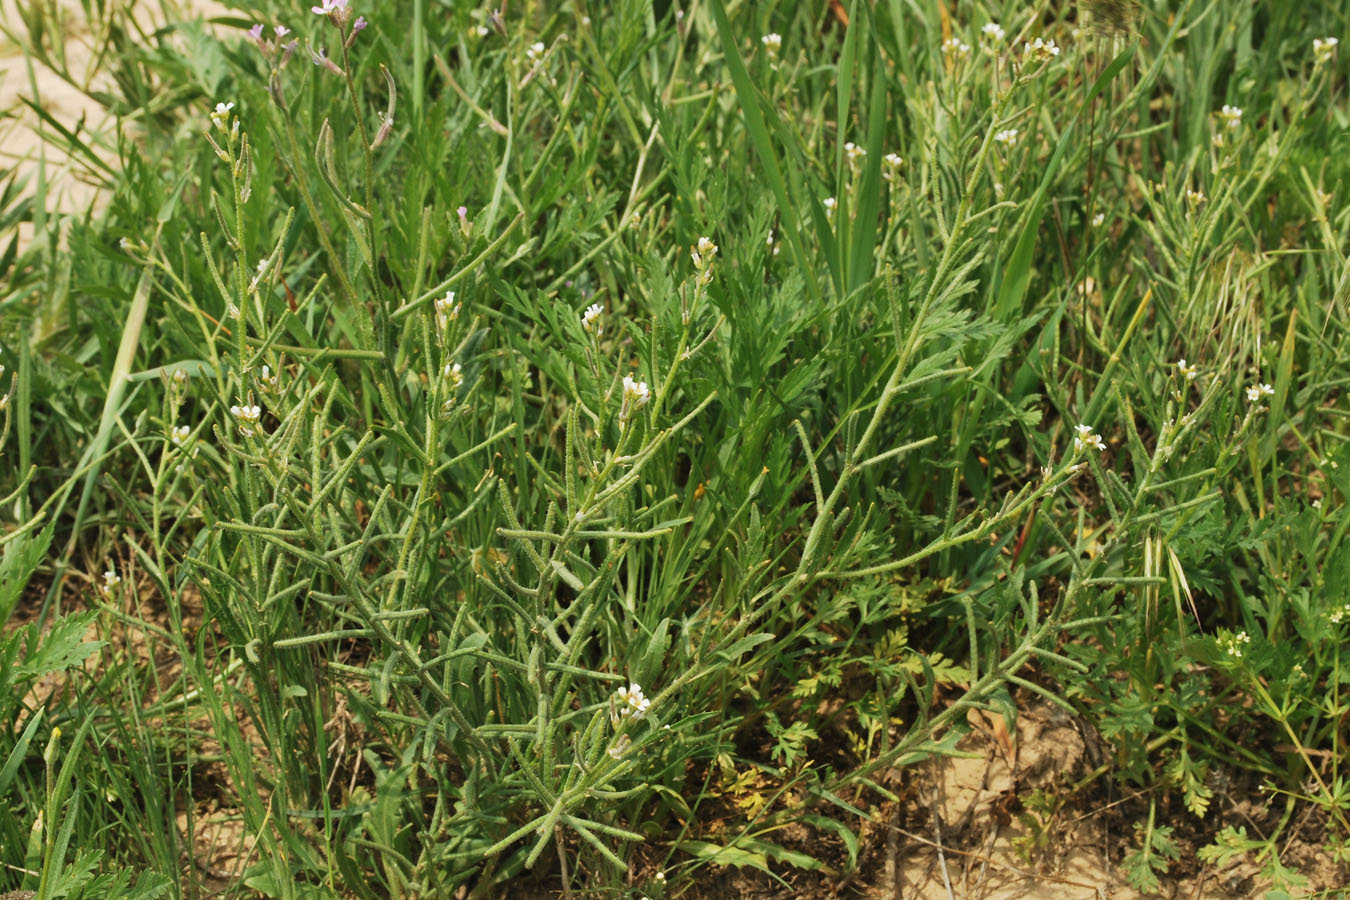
[0,0,229,247]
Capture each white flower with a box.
[882,152,903,182]
[690,236,718,270]
[1186,188,1206,207]
[1330,604,1350,625]
[615,682,652,719]
[942,37,971,58]
[1176,359,1198,381]
[443,361,463,387]
[1246,382,1274,404]
[1314,37,1339,65]
[1024,37,1060,62]
[823,196,837,222]
[619,376,651,426]
[101,569,121,595]
[981,22,1005,43]
[1218,105,1243,129]
[525,41,546,65]
[994,128,1019,145]
[259,365,279,392]
[1073,423,1106,453]
[172,367,189,385]
[581,302,603,335]
[1224,630,1252,657]
[844,141,866,165]
[209,101,235,132]
[171,425,191,446]
[230,403,262,437]
[1092,212,1106,228]
[435,290,460,330]
[761,32,782,59]
[692,236,718,286]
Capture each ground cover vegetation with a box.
[2,0,1350,896]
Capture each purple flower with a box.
[274,25,291,38]
[457,206,468,219]
[248,23,264,40]
[311,0,348,14]
[353,16,367,32]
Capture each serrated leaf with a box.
[1,521,55,624]
[1121,848,1162,893]
[1197,825,1261,867]
[16,611,104,682]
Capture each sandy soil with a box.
[0,0,228,246]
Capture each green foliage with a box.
[4,0,1350,895]
[1122,818,1181,894]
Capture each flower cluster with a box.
[230,402,263,437]
[691,236,718,286]
[1314,36,1339,65]
[525,40,546,66]
[1073,423,1106,453]
[171,424,191,446]
[942,36,971,58]
[761,32,782,60]
[882,152,903,183]
[1222,630,1251,658]
[1176,359,1198,381]
[823,196,837,222]
[248,24,298,63]
[1217,104,1243,130]
[613,682,652,722]
[994,128,1019,146]
[843,141,866,167]
[101,569,121,596]
[619,376,651,428]
[981,22,1005,44]
[1329,604,1350,625]
[209,101,235,134]
[1185,187,1206,207]
[1024,37,1060,63]
[581,302,603,335]
[1245,382,1274,405]
[435,291,460,331]
[443,362,463,390]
